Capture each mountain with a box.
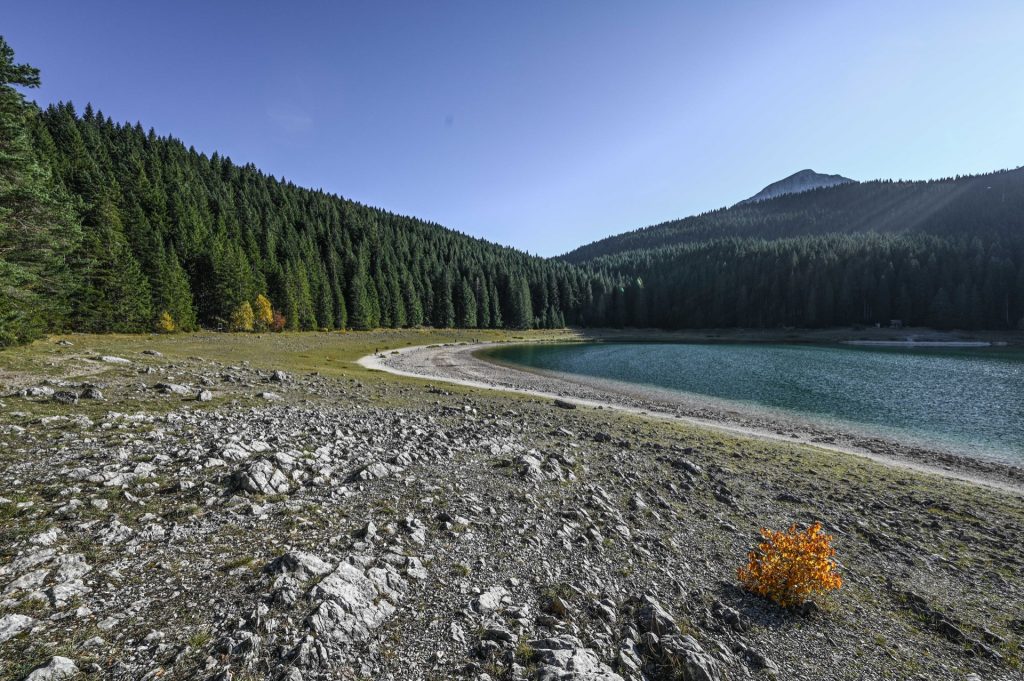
[560,168,1024,330]
[737,169,855,205]
[561,168,1024,263]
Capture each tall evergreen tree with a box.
[432,273,455,328]
[0,37,80,345]
[152,247,197,331]
[456,277,477,328]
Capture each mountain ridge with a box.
[736,169,855,206]
[561,166,1024,264]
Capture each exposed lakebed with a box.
[483,342,1024,466]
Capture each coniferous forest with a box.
[2,36,1023,347]
[0,38,622,347]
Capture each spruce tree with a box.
[457,277,477,328]
[347,254,374,330]
[152,247,196,331]
[0,37,80,345]
[402,273,423,326]
[432,273,455,328]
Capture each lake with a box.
[484,342,1024,465]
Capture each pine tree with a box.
[0,38,81,345]
[456,277,477,328]
[432,273,455,328]
[489,281,503,328]
[152,247,196,331]
[402,273,423,326]
[475,277,490,329]
[294,261,316,330]
[347,254,374,330]
[70,221,153,332]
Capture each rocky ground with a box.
[0,331,1022,681]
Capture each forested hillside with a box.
[563,170,1024,330]
[563,169,1024,262]
[0,38,626,346]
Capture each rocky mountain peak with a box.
[738,169,855,205]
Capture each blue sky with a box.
[7,1,1024,255]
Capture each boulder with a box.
[24,656,79,680]
[474,585,509,613]
[637,595,680,636]
[155,383,190,395]
[515,453,546,483]
[51,390,79,405]
[0,613,34,643]
[657,635,724,681]
[530,636,624,681]
[306,562,401,644]
[235,460,291,495]
[265,552,333,582]
[18,387,54,398]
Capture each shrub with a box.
[738,521,842,607]
[155,311,176,333]
[269,311,286,332]
[228,302,255,332]
[254,294,274,331]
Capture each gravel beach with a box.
[365,341,1024,495]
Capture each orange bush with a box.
[738,521,842,607]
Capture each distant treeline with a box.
[586,233,1024,330]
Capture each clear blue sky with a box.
[6,1,1024,255]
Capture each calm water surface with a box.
[485,342,1024,464]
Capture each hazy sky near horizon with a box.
[7,1,1024,255]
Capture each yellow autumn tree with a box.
[228,301,255,332]
[155,311,176,333]
[254,294,274,331]
[738,521,842,607]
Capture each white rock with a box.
[48,579,91,607]
[265,552,333,582]
[25,656,79,680]
[0,613,34,643]
[307,562,401,643]
[236,460,291,495]
[474,585,509,613]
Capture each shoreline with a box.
[360,341,1024,496]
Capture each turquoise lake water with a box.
[484,342,1024,464]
